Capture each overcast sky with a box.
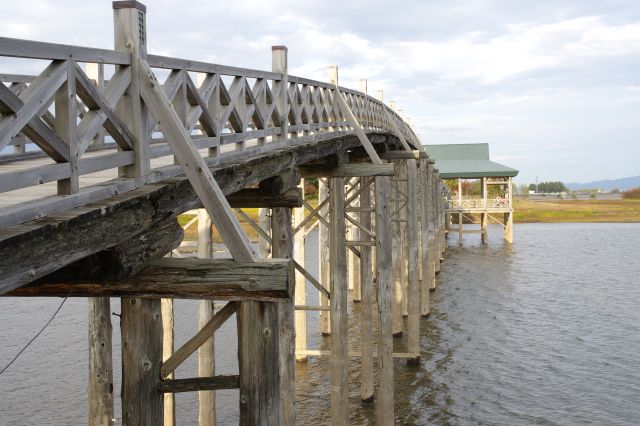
[2,0,639,184]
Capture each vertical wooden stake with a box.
[391,162,403,336]
[374,175,394,425]
[88,297,114,426]
[418,160,431,316]
[197,209,215,426]
[121,298,163,426]
[406,159,420,365]
[359,177,374,401]
[329,177,348,425]
[161,298,175,426]
[294,179,307,361]
[427,163,437,291]
[349,178,361,302]
[271,206,296,426]
[318,178,331,335]
[399,161,409,317]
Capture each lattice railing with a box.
[446,198,510,209]
[0,17,420,228]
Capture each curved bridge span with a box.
[0,2,449,425]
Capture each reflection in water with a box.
[1,224,639,425]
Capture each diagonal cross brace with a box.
[138,58,256,262]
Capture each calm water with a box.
[1,223,639,425]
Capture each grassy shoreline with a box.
[513,198,640,223]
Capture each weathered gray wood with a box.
[318,178,331,335]
[379,150,426,160]
[88,297,114,426]
[359,177,374,401]
[293,179,307,361]
[406,159,420,365]
[121,297,163,426]
[226,187,302,208]
[113,1,149,179]
[161,302,236,379]
[147,54,281,81]
[0,36,131,64]
[271,206,296,426]
[419,159,431,315]
[161,298,175,426]
[391,162,404,336]
[139,59,256,262]
[237,300,281,425]
[374,175,394,425]
[329,176,348,425]
[159,376,240,393]
[11,258,294,300]
[197,210,215,426]
[299,163,394,178]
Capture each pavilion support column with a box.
[121,298,163,426]
[427,164,437,290]
[458,212,463,246]
[161,298,175,426]
[504,212,514,244]
[88,297,114,426]
[197,210,215,426]
[406,159,421,365]
[271,206,296,426]
[434,177,443,274]
[359,177,374,401]
[481,177,488,244]
[374,175,394,425]
[419,160,431,314]
[329,176,348,425]
[399,162,409,317]
[318,178,331,335]
[293,179,307,361]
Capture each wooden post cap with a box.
[113,1,146,12]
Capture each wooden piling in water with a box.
[406,159,420,364]
[88,297,114,426]
[359,176,374,401]
[318,178,331,335]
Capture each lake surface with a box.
[1,223,639,425]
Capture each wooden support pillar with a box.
[329,177,348,425]
[197,210,215,426]
[161,298,175,426]
[237,301,281,425]
[271,206,296,425]
[458,212,463,245]
[121,298,163,426]
[391,161,403,335]
[399,162,409,317]
[349,178,361,302]
[481,213,488,244]
[318,178,331,335]
[88,297,114,426]
[359,177,374,401]
[504,212,514,243]
[374,175,394,425]
[406,159,421,365]
[294,179,307,361]
[427,165,438,286]
[420,162,434,299]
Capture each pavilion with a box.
[424,143,519,243]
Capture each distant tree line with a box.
[528,181,568,193]
[622,188,640,199]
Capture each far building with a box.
[424,143,519,244]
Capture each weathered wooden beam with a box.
[258,167,301,195]
[299,163,394,178]
[227,187,302,208]
[9,258,294,300]
[379,150,426,160]
[159,375,239,393]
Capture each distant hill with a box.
[566,175,640,191]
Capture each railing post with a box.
[328,65,339,131]
[55,62,78,195]
[113,0,149,178]
[272,46,288,146]
[86,63,105,147]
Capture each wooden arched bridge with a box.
[0,1,450,424]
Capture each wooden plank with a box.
[299,163,394,178]
[147,54,281,80]
[406,159,421,365]
[329,176,348,425]
[226,187,302,208]
[379,150,426,160]
[138,58,256,262]
[160,302,236,379]
[121,297,163,425]
[88,297,114,426]
[10,258,294,300]
[293,260,329,299]
[159,376,239,393]
[296,349,419,359]
[0,36,131,64]
[374,175,394,425]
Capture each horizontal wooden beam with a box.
[159,375,239,393]
[299,163,394,178]
[378,150,427,160]
[8,258,294,300]
[227,187,302,208]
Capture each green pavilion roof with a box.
[423,143,519,179]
